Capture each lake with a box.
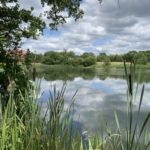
[36,65,150,134]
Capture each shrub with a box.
[134,53,148,65]
[81,56,96,67]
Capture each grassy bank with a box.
[34,62,150,70]
[95,62,150,69]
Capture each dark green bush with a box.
[81,56,96,67]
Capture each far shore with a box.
[33,62,150,69]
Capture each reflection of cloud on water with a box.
[37,76,150,132]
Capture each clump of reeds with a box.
[0,84,82,150]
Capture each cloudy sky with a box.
[20,0,150,54]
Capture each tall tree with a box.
[0,0,85,51]
[0,0,86,109]
[0,0,102,105]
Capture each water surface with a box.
[37,66,150,133]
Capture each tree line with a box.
[27,50,150,67]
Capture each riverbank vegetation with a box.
[27,50,150,67]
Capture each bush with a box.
[134,53,148,65]
[68,57,82,66]
[81,56,96,67]
[0,49,31,110]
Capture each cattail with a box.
[33,67,36,81]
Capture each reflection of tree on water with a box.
[36,65,150,83]
[97,66,111,80]
[36,66,96,81]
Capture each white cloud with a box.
[20,0,150,54]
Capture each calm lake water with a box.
[36,65,150,133]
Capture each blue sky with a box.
[20,0,150,54]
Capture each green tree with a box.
[80,52,96,67]
[134,53,148,65]
[0,0,85,50]
[69,57,82,66]
[0,0,86,109]
[109,54,123,62]
[103,56,111,66]
[97,53,107,62]
[81,52,95,58]
[97,53,111,65]
[123,51,137,62]
[42,51,62,64]
[81,56,96,67]
[144,50,150,62]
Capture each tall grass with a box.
[0,62,149,150]
[0,85,82,150]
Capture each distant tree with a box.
[97,53,107,62]
[123,51,137,62]
[109,54,123,62]
[134,53,148,65]
[97,53,111,65]
[61,50,70,64]
[81,56,96,67]
[43,51,62,65]
[80,53,96,67]
[81,52,95,58]
[103,56,111,66]
[69,57,82,66]
[68,51,76,58]
[144,50,150,62]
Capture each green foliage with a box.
[97,53,111,66]
[97,53,107,62]
[0,0,85,108]
[0,84,82,150]
[80,52,96,67]
[81,56,96,67]
[41,50,150,67]
[122,51,148,65]
[134,52,148,65]
[0,49,30,110]
[42,51,63,65]
[123,51,137,62]
[0,0,85,50]
[42,51,96,67]
[109,54,123,62]
[96,50,150,64]
[0,4,45,50]
[37,64,95,81]
[24,50,43,64]
[81,52,95,58]
[41,0,84,29]
[68,57,83,66]
[103,57,111,66]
